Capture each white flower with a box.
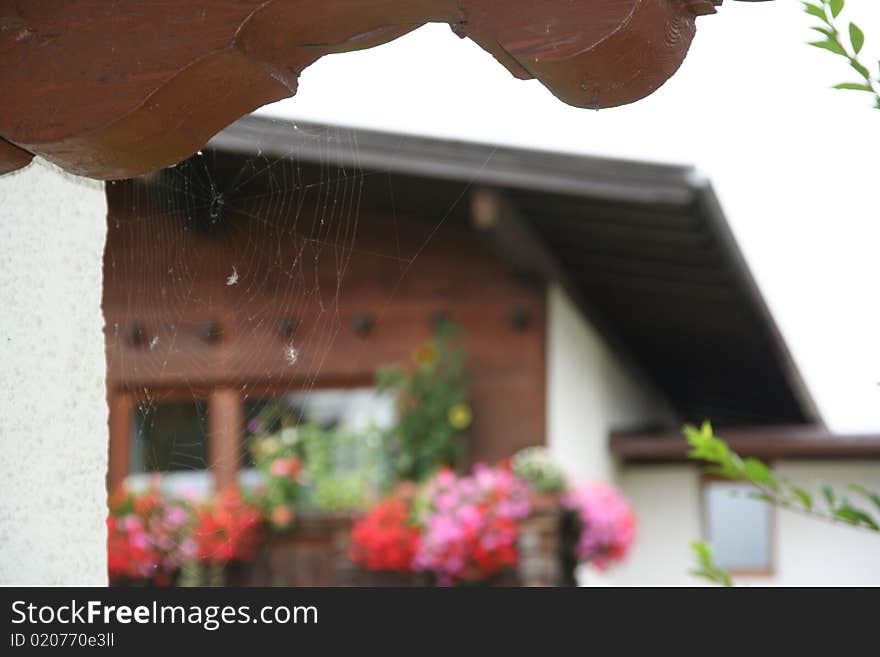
[281,427,299,446]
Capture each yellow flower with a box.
[413,343,438,366]
[448,403,472,430]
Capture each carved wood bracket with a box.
[0,0,721,179]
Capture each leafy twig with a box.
[803,0,880,108]
[690,541,734,587]
[684,421,880,534]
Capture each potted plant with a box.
[107,480,197,587]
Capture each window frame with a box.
[107,381,392,492]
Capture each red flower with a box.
[193,487,264,565]
[106,483,196,585]
[350,489,421,574]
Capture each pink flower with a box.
[107,482,197,585]
[269,457,302,480]
[415,465,531,585]
[129,531,149,550]
[179,538,198,560]
[123,514,142,532]
[563,483,636,570]
[165,506,189,528]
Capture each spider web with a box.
[103,118,489,573]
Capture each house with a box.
[102,114,880,585]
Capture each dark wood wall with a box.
[103,162,546,488]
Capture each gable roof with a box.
[208,114,818,430]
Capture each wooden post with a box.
[208,388,243,491]
[106,391,134,492]
[516,506,564,587]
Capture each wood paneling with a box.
[104,173,547,466]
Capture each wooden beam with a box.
[208,388,243,491]
[0,0,721,179]
[611,425,880,463]
[471,187,571,283]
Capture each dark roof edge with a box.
[692,182,823,428]
[611,425,880,463]
[208,114,696,206]
[210,114,819,429]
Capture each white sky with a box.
[256,2,880,433]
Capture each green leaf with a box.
[691,540,711,564]
[802,2,827,21]
[849,23,865,54]
[683,424,703,444]
[743,458,778,491]
[833,82,874,91]
[747,492,774,503]
[829,0,845,19]
[811,26,835,39]
[834,505,880,530]
[809,39,848,57]
[684,423,733,466]
[848,484,880,513]
[833,507,859,524]
[790,486,813,510]
[850,60,871,80]
[702,465,742,480]
[689,542,733,587]
[822,485,837,510]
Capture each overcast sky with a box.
[257,1,880,433]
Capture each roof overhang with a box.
[208,115,698,206]
[201,114,820,430]
[0,0,725,179]
[611,425,880,463]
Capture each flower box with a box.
[226,503,577,587]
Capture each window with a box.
[245,388,395,436]
[118,387,395,496]
[702,479,774,574]
[130,400,209,474]
[244,387,395,473]
[126,399,211,496]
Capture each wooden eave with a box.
[611,425,880,463]
[1,0,722,179]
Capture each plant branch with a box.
[684,421,880,534]
[804,0,880,108]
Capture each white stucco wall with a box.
[546,283,880,586]
[546,284,673,482]
[0,166,874,587]
[613,461,880,586]
[0,160,108,585]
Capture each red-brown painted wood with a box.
[0,138,33,175]
[104,178,547,466]
[1,0,720,179]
